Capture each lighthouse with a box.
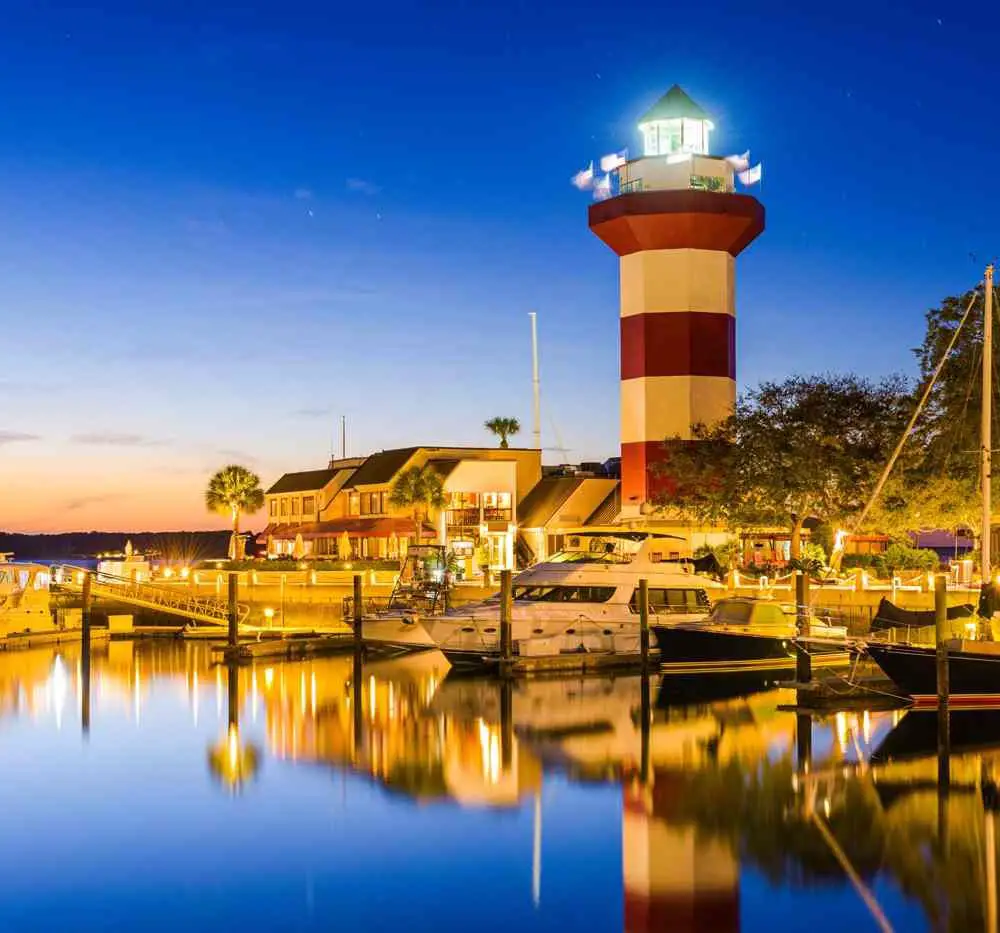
[589,86,765,515]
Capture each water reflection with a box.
[3,642,1000,930]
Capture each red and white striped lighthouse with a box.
[589,86,764,514]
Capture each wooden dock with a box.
[0,627,111,651]
[211,632,356,663]
[491,649,659,677]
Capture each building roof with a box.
[427,459,460,481]
[267,469,339,495]
[517,477,586,528]
[586,484,621,525]
[638,85,710,124]
[345,447,419,488]
[258,517,435,541]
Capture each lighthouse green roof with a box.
[639,85,711,123]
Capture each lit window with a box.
[269,500,277,517]
[349,493,360,516]
[303,496,315,514]
[280,498,289,517]
[292,498,300,516]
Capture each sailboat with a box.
[866,264,1000,706]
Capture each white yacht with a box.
[361,531,724,663]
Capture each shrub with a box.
[874,543,939,576]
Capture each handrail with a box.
[51,565,248,626]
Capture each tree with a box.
[205,465,265,560]
[657,374,912,560]
[484,416,521,449]
[389,465,446,545]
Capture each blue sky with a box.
[1,0,997,530]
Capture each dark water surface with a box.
[0,641,992,932]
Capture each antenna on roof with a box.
[529,311,541,450]
[341,415,347,459]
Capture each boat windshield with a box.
[548,536,638,564]
[513,585,617,603]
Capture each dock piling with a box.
[353,574,364,644]
[81,572,92,638]
[500,569,513,664]
[935,572,949,708]
[795,571,811,684]
[500,678,513,770]
[227,574,239,648]
[638,578,650,668]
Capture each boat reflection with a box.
[3,642,1000,929]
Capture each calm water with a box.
[0,642,993,932]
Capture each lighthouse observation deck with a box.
[615,153,734,196]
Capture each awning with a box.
[266,517,437,541]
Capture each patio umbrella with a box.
[292,533,305,560]
[339,530,352,561]
[388,530,400,560]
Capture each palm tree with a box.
[484,416,521,449]
[205,465,265,560]
[389,466,446,547]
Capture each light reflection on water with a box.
[0,641,994,931]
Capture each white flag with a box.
[738,163,762,186]
[592,173,612,200]
[571,162,594,190]
[600,149,628,173]
[726,150,750,172]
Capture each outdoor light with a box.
[163,567,174,579]
[180,567,190,579]
[263,607,275,626]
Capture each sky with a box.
[1,0,998,533]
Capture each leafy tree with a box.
[205,465,265,560]
[484,416,521,449]
[657,375,911,559]
[389,465,446,543]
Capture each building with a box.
[588,85,765,518]
[259,447,541,576]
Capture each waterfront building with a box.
[259,446,541,576]
[588,85,765,519]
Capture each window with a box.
[303,496,315,514]
[710,600,754,625]
[349,493,360,516]
[269,499,277,517]
[291,498,300,516]
[513,585,616,603]
[280,498,289,517]
[630,588,710,614]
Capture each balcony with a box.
[446,508,512,528]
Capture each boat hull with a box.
[653,625,848,670]
[867,642,1000,707]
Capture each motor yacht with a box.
[361,531,724,663]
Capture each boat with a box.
[865,264,1000,705]
[0,563,56,636]
[360,531,724,663]
[652,596,850,671]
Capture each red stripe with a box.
[622,440,676,505]
[621,313,735,380]
[589,189,765,257]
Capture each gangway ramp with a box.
[51,565,249,627]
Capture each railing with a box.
[51,565,249,626]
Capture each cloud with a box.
[64,494,122,512]
[0,430,41,445]
[346,177,381,196]
[294,188,314,200]
[71,432,166,447]
[216,448,259,464]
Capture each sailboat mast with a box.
[529,311,541,450]
[983,263,995,586]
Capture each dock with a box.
[0,627,111,651]
[211,632,356,663]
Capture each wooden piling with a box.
[80,631,91,735]
[353,574,363,645]
[936,573,950,801]
[640,670,651,784]
[500,569,513,664]
[81,572,92,638]
[796,711,812,775]
[936,572,949,708]
[638,578,650,669]
[227,574,239,648]
[227,663,239,728]
[351,647,363,765]
[795,571,812,684]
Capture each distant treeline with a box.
[0,530,241,561]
